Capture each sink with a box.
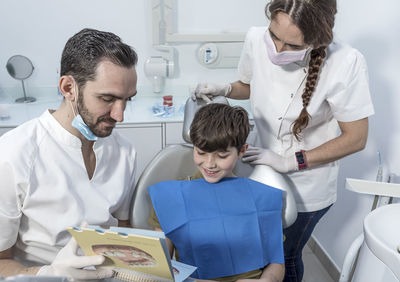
[364,203,400,280]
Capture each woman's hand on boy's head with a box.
[191,83,232,102]
[242,146,297,173]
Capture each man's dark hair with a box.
[60,28,138,91]
[190,103,250,153]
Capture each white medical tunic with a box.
[238,27,374,212]
[0,110,136,264]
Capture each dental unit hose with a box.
[372,151,383,210]
[376,151,383,182]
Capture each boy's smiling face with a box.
[194,145,247,183]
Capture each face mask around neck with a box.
[264,30,310,66]
[69,80,98,141]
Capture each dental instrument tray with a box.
[345,178,400,198]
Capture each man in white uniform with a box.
[0,28,138,280]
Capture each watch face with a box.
[295,151,307,170]
[295,151,304,164]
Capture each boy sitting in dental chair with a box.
[148,103,285,282]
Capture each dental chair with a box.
[340,177,400,282]
[130,97,297,230]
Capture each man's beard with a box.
[77,95,117,138]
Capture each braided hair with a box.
[293,46,326,139]
[265,0,337,140]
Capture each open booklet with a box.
[67,225,196,282]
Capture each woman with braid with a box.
[192,0,374,281]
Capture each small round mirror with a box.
[6,55,34,80]
[6,55,36,103]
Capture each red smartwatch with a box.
[295,150,308,170]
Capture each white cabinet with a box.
[116,121,186,185]
[165,122,185,145]
[115,123,163,183]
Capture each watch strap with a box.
[295,150,308,170]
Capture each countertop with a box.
[0,86,252,127]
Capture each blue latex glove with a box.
[242,146,298,173]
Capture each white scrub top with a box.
[0,110,136,264]
[238,27,374,212]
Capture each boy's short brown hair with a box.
[190,103,250,153]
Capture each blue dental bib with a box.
[148,177,284,279]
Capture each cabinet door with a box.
[115,124,162,183]
[0,127,14,137]
[165,122,185,145]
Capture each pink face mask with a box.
[264,30,310,66]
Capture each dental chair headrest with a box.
[182,96,230,143]
[249,165,298,227]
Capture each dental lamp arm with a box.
[144,45,175,93]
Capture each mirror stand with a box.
[15,80,36,103]
[6,55,36,103]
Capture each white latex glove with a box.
[37,237,113,281]
[191,83,232,103]
[242,146,298,173]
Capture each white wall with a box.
[0,0,150,90]
[0,0,266,92]
[1,0,399,271]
